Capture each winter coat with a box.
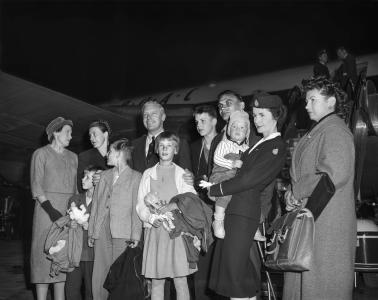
[44,216,83,277]
[168,192,214,268]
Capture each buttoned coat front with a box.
[88,166,142,242]
[284,114,356,300]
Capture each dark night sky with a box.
[1,0,378,104]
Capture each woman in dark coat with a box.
[30,117,77,300]
[77,120,111,192]
[284,77,356,299]
[206,93,287,299]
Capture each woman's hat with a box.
[252,92,282,109]
[46,117,73,142]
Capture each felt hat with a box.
[46,117,73,142]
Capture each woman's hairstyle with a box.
[89,120,111,137]
[193,104,218,119]
[269,106,288,132]
[110,138,133,165]
[83,165,105,174]
[154,131,180,154]
[249,92,288,132]
[301,76,349,121]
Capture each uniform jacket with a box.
[131,134,192,173]
[209,136,286,220]
[88,166,142,241]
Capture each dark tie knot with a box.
[147,136,156,162]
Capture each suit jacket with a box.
[210,136,286,219]
[131,134,192,174]
[88,166,142,241]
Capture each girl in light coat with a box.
[137,131,197,300]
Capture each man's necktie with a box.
[146,136,155,163]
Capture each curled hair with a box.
[302,76,350,121]
[89,120,111,137]
[154,131,180,154]
[110,138,133,165]
[193,104,218,119]
[268,105,288,132]
[217,90,243,103]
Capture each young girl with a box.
[88,138,142,300]
[136,131,197,300]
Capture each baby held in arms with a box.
[200,111,264,241]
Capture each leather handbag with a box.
[264,208,314,272]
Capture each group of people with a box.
[30,75,357,300]
[313,46,358,98]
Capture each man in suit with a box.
[131,100,192,173]
[131,100,192,300]
[335,46,358,101]
[313,49,330,79]
[190,104,219,300]
[207,90,260,176]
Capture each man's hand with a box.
[183,169,194,186]
[92,170,103,186]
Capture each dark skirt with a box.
[209,214,260,298]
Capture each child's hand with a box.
[148,214,163,228]
[82,221,88,230]
[232,159,243,169]
[70,220,78,229]
[88,237,95,248]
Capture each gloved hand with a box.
[41,200,63,222]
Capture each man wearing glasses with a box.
[207,90,260,175]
